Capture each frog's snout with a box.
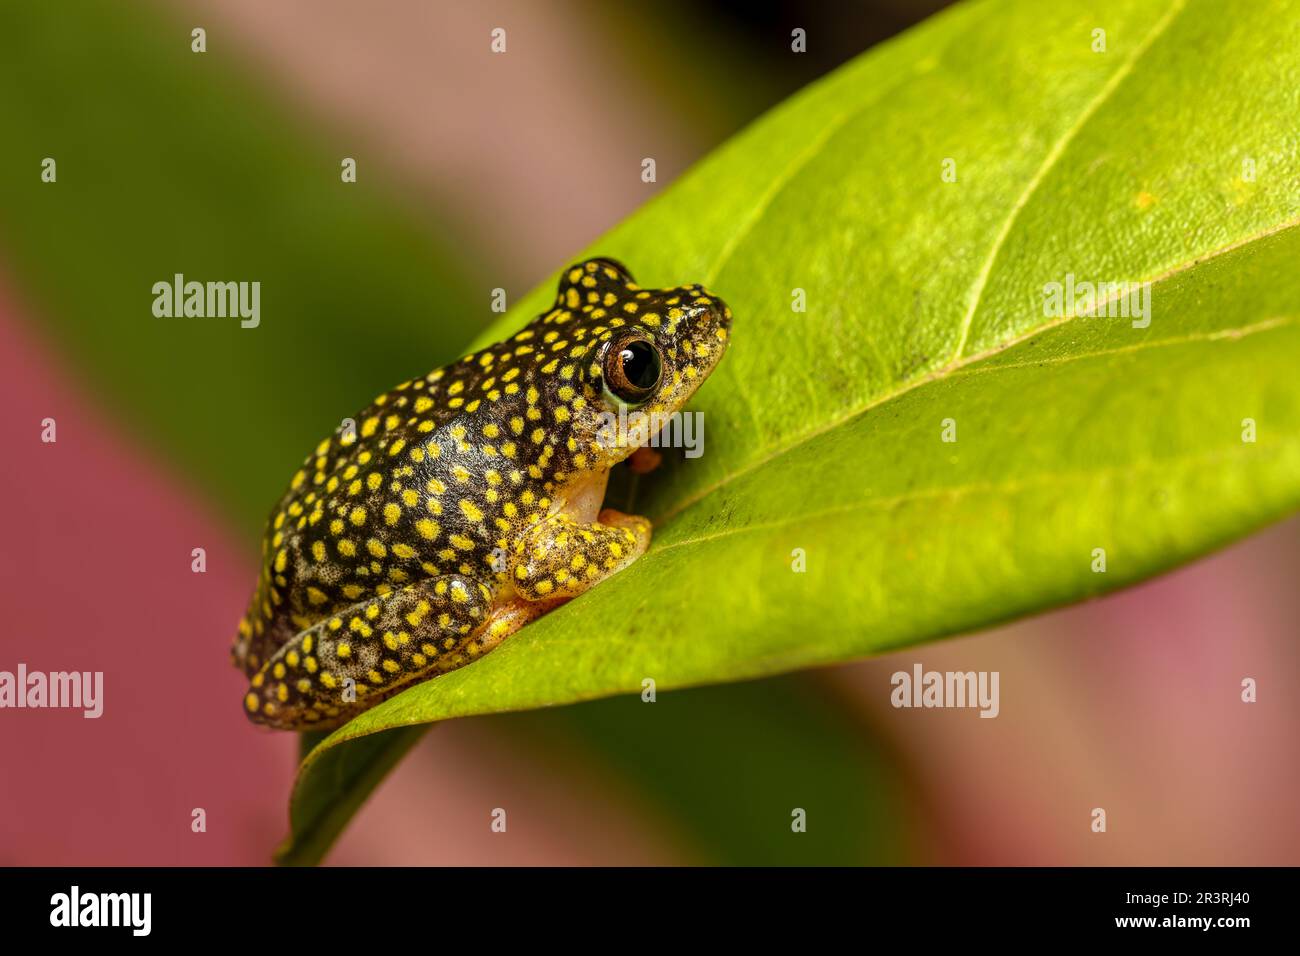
[684,293,732,374]
[688,288,732,334]
[710,297,733,332]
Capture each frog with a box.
[232,258,732,730]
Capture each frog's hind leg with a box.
[230,572,284,678]
[242,574,494,731]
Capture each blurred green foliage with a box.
[0,0,488,535]
[524,679,909,865]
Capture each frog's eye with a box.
[602,333,662,406]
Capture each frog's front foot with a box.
[511,510,651,602]
[596,508,652,551]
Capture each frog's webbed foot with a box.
[242,574,496,731]
[510,510,651,602]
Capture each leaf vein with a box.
[950,0,1189,361]
[949,314,1297,377]
[654,438,1295,559]
[658,215,1300,525]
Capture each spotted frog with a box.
[233,258,732,730]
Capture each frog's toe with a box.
[596,509,652,554]
[242,664,341,732]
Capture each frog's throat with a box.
[558,469,612,525]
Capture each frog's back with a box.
[232,339,561,675]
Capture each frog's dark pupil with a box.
[620,341,659,389]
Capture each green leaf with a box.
[280,0,1300,861]
[277,727,426,867]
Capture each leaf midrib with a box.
[651,411,1294,564]
[661,214,1300,527]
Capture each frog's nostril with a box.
[712,299,732,330]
